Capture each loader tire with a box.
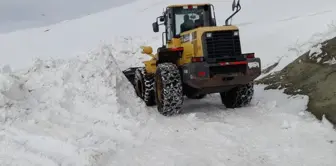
[154,63,183,116]
[220,82,254,108]
[134,68,155,106]
[134,68,144,98]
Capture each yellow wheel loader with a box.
[122,0,261,116]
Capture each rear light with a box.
[232,61,248,65]
[219,62,229,66]
[184,5,197,9]
[169,47,183,51]
[191,57,204,62]
[198,71,206,77]
[246,53,255,58]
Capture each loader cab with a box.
[168,4,216,37]
[152,4,217,45]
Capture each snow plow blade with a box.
[122,67,140,86]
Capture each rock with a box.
[257,36,336,126]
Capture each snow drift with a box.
[0,46,148,165]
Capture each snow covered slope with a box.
[0,0,336,165]
[0,0,135,33]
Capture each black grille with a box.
[203,30,242,60]
[209,65,246,76]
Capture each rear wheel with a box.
[134,67,156,106]
[154,63,183,116]
[220,82,254,108]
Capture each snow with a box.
[306,25,336,65]
[309,43,324,58]
[324,58,336,65]
[0,0,336,165]
[0,46,138,165]
[0,0,135,33]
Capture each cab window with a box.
[174,6,206,35]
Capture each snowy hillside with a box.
[0,0,135,33]
[1,0,336,165]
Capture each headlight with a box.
[206,33,212,38]
[233,31,239,36]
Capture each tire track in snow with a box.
[106,84,336,166]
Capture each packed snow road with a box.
[1,46,335,166]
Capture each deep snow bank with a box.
[0,45,148,165]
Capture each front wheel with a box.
[134,67,155,106]
[154,63,183,116]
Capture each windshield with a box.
[174,6,206,35]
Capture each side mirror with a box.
[232,0,236,11]
[232,0,240,11]
[152,22,159,32]
[141,46,153,54]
